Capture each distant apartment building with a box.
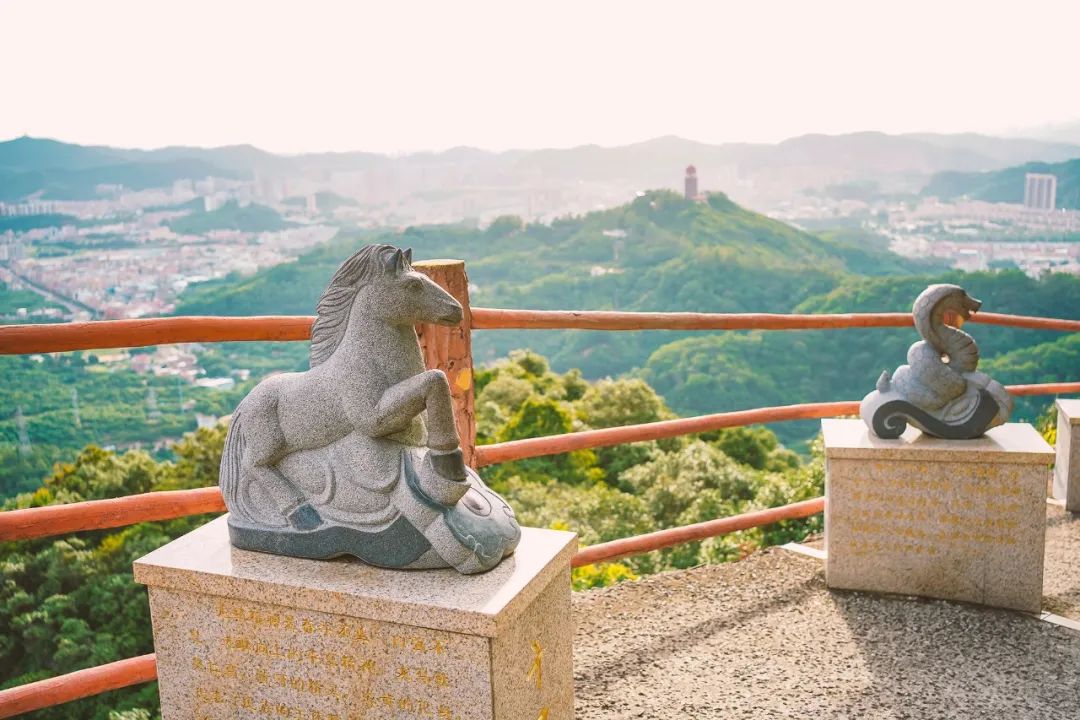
[684,165,699,200]
[1024,173,1057,211]
[0,201,57,216]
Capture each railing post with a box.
[413,259,477,467]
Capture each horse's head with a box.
[309,245,463,367]
[374,247,463,327]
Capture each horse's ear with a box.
[403,248,413,265]
[394,248,406,275]
[381,248,398,275]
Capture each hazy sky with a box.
[3,0,1079,154]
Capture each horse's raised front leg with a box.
[370,369,461,451]
[367,369,468,486]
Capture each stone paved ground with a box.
[571,505,1080,719]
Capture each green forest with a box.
[0,351,835,720]
[0,188,1077,720]
[178,191,1080,445]
[0,353,250,498]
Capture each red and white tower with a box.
[684,165,699,200]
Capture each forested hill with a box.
[177,190,937,370]
[641,270,1080,443]
[922,157,1080,209]
[176,190,1079,445]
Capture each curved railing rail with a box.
[3,382,1077,545]
[3,309,1080,354]
[1,297,1078,716]
[0,656,156,720]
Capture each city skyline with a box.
[3,0,1080,154]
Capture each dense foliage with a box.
[176,192,1080,447]
[474,351,822,577]
[0,353,249,498]
[179,190,938,377]
[0,427,226,720]
[0,353,827,719]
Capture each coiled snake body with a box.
[860,284,1013,439]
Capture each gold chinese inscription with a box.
[835,460,1029,557]
[178,596,468,720]
[527,640,543,691]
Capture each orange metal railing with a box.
[3,309,1080,355]
[3,383,1077,544]
[0,306,1078,717]
[0,655,157,720]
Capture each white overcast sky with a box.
[2,0,1078,154]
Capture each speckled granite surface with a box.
[135,519,575,720]
[135,516,575,637]
[824,419,1053,612]
[1054,400,1080,511]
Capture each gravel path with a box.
[571,505,1080,719]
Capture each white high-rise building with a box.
[1024,173,1057,211]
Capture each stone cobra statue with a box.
[860,283,1013,439]
[219,244,521,574]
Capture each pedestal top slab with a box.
[1057,399,1080,424]
[134,516,576,637]
[822,419,1053,463]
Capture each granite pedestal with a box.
[1053,399,1080,513]
[134,517,576,720]
[823,419,1053,612]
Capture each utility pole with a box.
[71,387,81,428]
[146,386,162,423]
[16,405,31,456]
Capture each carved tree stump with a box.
[413,259,477,467]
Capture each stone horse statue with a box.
[860,283,1013,439]
[220,244,521,574]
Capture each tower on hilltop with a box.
[684,165,699,200]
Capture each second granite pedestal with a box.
[134,516,576,720]
[1052,399,1080,512]
[823,419,1054,613]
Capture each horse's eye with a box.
[405,279,422,292]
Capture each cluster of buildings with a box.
[12,224,335,319]
[878,189,1080,275]
[769,169,1077,278]
[0,175,338,320]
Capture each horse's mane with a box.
[309,244,403,367]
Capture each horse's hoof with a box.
[427,448,467,481]
[287,503,322,531]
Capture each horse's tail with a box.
[220,409,247,521]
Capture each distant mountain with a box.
[4,132,1080,209]
[1007,120,1080,146]
[0,136,127,173]
[922,158,1080,209]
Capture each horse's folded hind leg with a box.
[243,419,322,531]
